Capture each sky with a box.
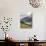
[20,12,32,20]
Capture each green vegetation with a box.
[20,21,32,28]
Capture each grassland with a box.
[20,21,32,28]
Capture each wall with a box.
[0,0,46,40]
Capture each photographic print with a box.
[20,14,32,28]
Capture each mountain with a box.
[21,16,32,26]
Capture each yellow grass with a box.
[20,23,32,28]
